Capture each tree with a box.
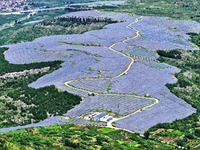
[144,130,150,140]
[96,136,103,145]
[195,129,200,137]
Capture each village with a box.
[0,0,30,12]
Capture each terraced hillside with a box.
[1,10,199,133]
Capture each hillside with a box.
[100,0,200,23]
[0,0,199,149]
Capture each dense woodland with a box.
[188,32,200,48]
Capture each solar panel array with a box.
[69,118,107,126]
[0,116,69,133]
[64,95,154,118]
[1,10,199,133]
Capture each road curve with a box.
[64,16,160,133]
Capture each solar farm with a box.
[64,95,155,117]
[1,10,199,133]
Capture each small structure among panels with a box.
[93,113,107,121]
[84,112,113,122]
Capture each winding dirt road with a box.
[64,16,160,133]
